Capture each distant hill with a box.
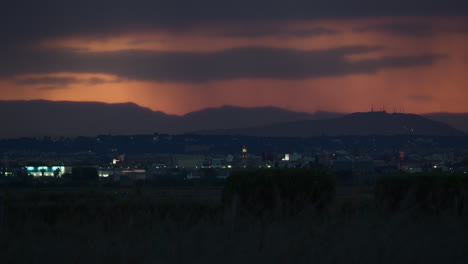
[423,113,468,133]
[0,100,177,138]
[0,100,339,138]
[197,111,465,137]
[180,106,342,132]
[0,100,464,138]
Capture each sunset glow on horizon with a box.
[1,6,467,115]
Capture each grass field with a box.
[0,185,467,264]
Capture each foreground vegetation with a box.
[375,172,468,214]
[1,170,468,263]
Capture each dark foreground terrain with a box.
[0,184,467,264]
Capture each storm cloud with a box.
[0,0,465,115]
[14,76,122,88]
[16,77,87,86]
[217,27,339,38]
[0,45,445,83]
[354,24,436,37]
[355,23,468,37]
[1,0,467,47]
[0,0,463,83]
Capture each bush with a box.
[1,191,223,231]
[71,167,99,184]
[375,172,468,214]
[222,169,335,217]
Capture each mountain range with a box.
[0,100,465,138]
[197,111,464,137]
[422,113,468,134]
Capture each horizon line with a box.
[0,99,467,116]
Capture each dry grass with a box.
[0,188,467,264]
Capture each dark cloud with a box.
[0,0,464,84]
[354,23,468,37]
[16,77,83,86]
[354,24,435,37]
[218,27,338,38]
[409,95,434,101]
[126,40,152,45]
[14,76,121,88]
[87,77,120,85]
[1,1,467,48]
[0,45,445,82]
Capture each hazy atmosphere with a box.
[2,2,468,264]
[1,1,468,114]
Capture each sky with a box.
[1,0,468,115]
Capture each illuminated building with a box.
[25,166,68,177]
[242,146,248,159]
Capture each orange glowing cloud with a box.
[2,16,468,115]
[37,16,468,54]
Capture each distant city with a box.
[1,101,467,186]
[1,132,467,186]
